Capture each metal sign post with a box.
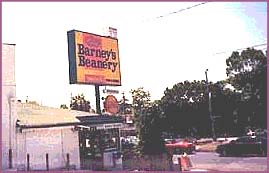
[95,85,101,114]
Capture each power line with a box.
[156,2,208,19]
[142,2,209,22]
[213,43,267,55]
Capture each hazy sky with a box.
[2,2,267,109]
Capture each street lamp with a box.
[205,69,217,141]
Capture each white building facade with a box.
[2,43,81,170]
[15,103,82,171]
[16,126,80,170]
[2,43,17,170]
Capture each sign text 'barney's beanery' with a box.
[77,44,118,72]
[67,30,121,86]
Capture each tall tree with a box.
[131,87,165,154]
[210,81,241,136]
[226,48,267,129]
[160,80,211,138]
[160,79,244,138]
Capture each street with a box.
[190,152,267,171]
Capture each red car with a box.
[165,139,196,154]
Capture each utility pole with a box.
[205,69,217,141]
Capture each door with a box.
[79,129,103,170]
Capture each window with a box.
[101,128,119,151]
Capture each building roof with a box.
[17,102,123,129]
[77,115,124,125]
[3,43,16,46]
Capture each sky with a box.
[2,2,267,109]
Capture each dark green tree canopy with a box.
[226,48,267,129]
[129,48,266,154]
[226,48,266,92]
[131,87,164,155]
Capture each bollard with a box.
[27,154,30,171]
[178,156,182,171]
[168,154,174,171]
[66,153,70,170]
[46,153,49,171]
[9,149,12,168]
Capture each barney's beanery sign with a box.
[67,30,121,86]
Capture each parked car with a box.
[165,138,196,154]
[216,136,267,157]
[254,129,267,137]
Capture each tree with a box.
[226,48,267,130]
[60,104,68,109]
[70,94,91,112]
[160,80,211,138]
[210,81,241,136]
[118,93,132,115]
[127,48,266,149]
[131,87,165,154]
[159,79,244,138]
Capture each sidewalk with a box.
[192,163,267,172]
[190,169,208,172]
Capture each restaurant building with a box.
[2,43,124,171]
[15,103,124,171]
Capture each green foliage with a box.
[160,80,211,138]
[118,94,132,114]
[131,88,165,155]
[226,48,267,130]
[226,48,266,100]
[70,94,91,112]
[129,48,266,155]
[60,104,68,109]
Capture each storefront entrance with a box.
[76,115,123,170]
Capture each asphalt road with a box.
[189,152,268,171]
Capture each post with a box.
[205,69,217,141]
[178,156,182,171]
[122,92,126,122]
[46,153,49,171]
[66,153,70,170]
[27,154,30,171]
[95,85,101,114]
[8,98,12,169]
[167,151,174,171]
[9,149,12,168]
[119,128,122,152]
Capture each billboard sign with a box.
[67,30,121,86]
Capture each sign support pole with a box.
[95,85,101,114]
